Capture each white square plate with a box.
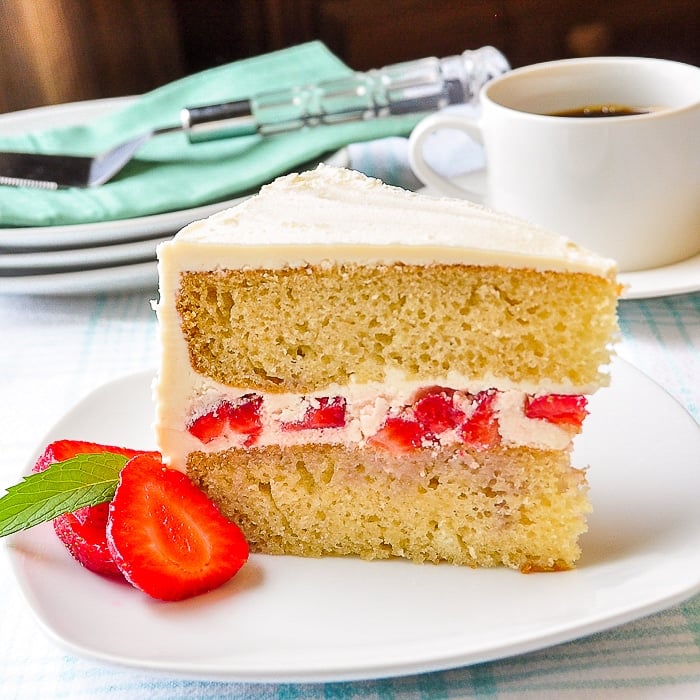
[6,358,700,682]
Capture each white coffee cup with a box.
[409,57,700,272]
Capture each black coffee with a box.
[549,104,653,118]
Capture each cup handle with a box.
[408,112,485,201]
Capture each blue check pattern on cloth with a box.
[1,142,699,700]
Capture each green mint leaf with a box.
[0,452,129,537]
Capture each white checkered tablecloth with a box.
[1,143,699,698]
[2,286,698,700]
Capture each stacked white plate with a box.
[0,97,348,296]
[0,196,250,296]
[0,97,229,296]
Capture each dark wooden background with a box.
[1,0,698,114]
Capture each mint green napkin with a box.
[0,42,423,228]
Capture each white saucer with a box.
[419,172,700,300]
[618,252,700,300]
[6,358,700,682]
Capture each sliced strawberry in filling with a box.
[187,410,225,443]
[226,394,264,445]
[460,390,501,450]
[525,394,588,427]
[412,387,465,437]
[188,394,263,445]
[281,396,347,431]
[368,415,424,453]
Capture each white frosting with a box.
[154,166,612,470]
[157,165,617,277]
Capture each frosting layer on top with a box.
[159,165,616,278]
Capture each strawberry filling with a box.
[186,387,588,452]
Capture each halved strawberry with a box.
[53,503,124,579]
[525,394,588,427]
[368,416,424,453]
[188,395,263,446]
[412,388,464,437]
[32,440,154,578]
[281,396,347,431]
[460,391,500,450]
[106,453,249,601]
[31,439,147,474]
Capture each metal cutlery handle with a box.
[182,46,509,143]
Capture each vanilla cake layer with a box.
[188,444,590,571]
[176,264,616,395]
[154,166,620,571]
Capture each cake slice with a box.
[154,165,619,572]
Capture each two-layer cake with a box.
[154,165,619,571]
